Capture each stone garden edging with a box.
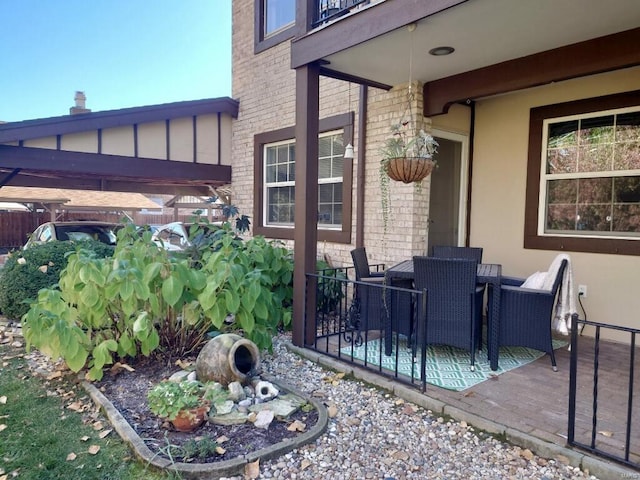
[82,374,328,479]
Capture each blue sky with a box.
[0,1,232,123]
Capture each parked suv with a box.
[24,221,121,250]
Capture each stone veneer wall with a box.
[231,0,431,269]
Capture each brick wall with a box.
[231,0,431,270]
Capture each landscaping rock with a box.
[249,398,298,419]
[254,410,275,430]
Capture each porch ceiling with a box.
[299,0,640,93]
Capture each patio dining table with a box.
[384,259,502,371]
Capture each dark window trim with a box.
[254,112,354,243]
[525,89,640,255]
[254,0,296,54]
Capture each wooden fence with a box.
[0,212,198,252]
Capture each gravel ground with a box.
[221,334,600,480]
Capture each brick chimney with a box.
[70,91,91,115]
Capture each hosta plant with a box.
[23,222,294,380]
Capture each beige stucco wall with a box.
[61,131,98,152]
[138,121,166,159]
[102,126,134,156]
[10,113,232,166]
[471,66,640,332]
[24,136,56,149]
[231,0,640,335]
[168,117,194,162]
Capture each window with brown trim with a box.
[253,113,354,243]
[254,0,296,53]
[525,90,640,255]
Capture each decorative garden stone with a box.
[227,381,246,402]
[254,380,279,401]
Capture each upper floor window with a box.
[264,0,295,36]
[541,108,640,238]
[525,90,640,255]
[255,0,295,53]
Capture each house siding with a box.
[471,66,640,338]
[232,0,443,269]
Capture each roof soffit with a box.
[292,0,640,90]
[0,97,239,143]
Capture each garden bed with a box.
[88,356,327,479]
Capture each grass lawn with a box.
[0,344,177,480]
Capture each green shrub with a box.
[0,240,114,320]
[316,259,347,313]
[23,224,294,380]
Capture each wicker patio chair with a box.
[432,245,486,319]
[351,247,385,279]
[350,248,385,332]
[489,258,568,371]
[431,245,483,263]
[413,256,485,371]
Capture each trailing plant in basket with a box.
[379,123,438,232]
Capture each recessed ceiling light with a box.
[429,46,455,56]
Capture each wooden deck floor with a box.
[311,329,640,468]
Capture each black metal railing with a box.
[568,314,640,469]
[307,269,427,391]
[312,0,371,28]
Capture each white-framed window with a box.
[539,106,640,239]
[264,139,296,226]
[264,130,344,228]
[264,0,295,37]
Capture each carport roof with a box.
[0,97,238,196]
[0,186,161,211]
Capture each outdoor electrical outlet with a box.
[578,285,587,297]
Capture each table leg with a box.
[489,280,501,371]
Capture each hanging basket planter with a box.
[385,156,435,184]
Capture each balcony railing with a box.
[307,272,639,470]
[567,316,640,469]
[308,267,427,391]
[312,0,371,28]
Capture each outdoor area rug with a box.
[339,337,568,391]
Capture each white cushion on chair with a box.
[521,271,548,290]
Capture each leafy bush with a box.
[316,259,347,313]
[23,224,294,380]
[0,240,114,320]
[197,228,294,350]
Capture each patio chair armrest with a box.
[361,276,385,284]
[501,284,553,296]
[369,263,386,275]
[369,271,385,278]
[501,275,525,287]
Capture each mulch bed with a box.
[96,356,318,464]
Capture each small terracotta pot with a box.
[171,405,209,432]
